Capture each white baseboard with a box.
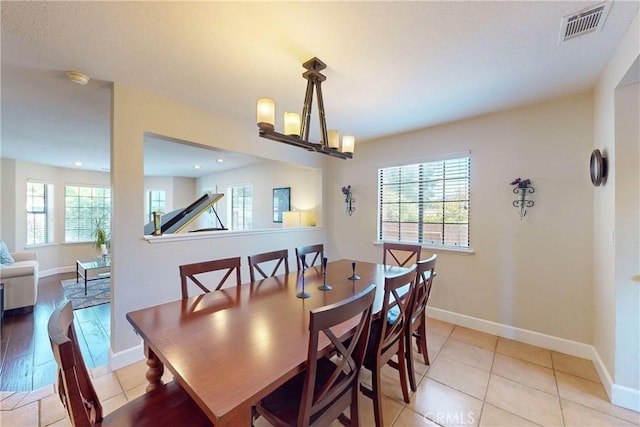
[427,307,640,412]
[109,343,145,371]
[427,307,594,357]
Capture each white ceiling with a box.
[1,1,638,177]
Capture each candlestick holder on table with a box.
[348,262,360,280]
[318,257,333,291]
[296,254,311,298]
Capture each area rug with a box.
[61,277,110,310]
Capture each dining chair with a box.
[382,242,422,267]
[256,284,376,427]
[179,256,241,298]
[48,300,212,427]
[247,249,289,282]
[295,244,324,270]
[360,266,417,427]
[405,254,437,392]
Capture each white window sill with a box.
[24,242,56,249]
[374,241,474,255]
[143,226,322,244]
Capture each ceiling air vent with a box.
[559,2,611,43]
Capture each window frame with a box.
[377,153,471,250]
[64,184,111,243]
[146,190,166,223]
[228,183,252,231]
[26,181,54,246]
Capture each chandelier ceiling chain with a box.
[257,57,354,160]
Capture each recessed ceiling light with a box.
[194,165,201,169]
[74,161,83,167]
[217,158,224,163]
[66,71,90,85]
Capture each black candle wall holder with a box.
[510,178,534,219]
[342,185,355,216]
[512,186,535,219]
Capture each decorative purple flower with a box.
[341,185,351,195]
[510,178,531,188]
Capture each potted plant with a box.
[94,218,110,259]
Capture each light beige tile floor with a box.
[2,318,639,427]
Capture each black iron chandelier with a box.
[256,57,354,160]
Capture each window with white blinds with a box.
[26,181,54,246]
[378,156,470,248]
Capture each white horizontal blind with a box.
[378,156,470,248]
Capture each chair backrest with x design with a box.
[300,284,375,424]
[374,266,417,363]
[410,254,438,330]
[295,244,324,270]
[404,253,438,391]
[247,249,289,282]
[360,266,416,427]
[179,256,242,298]
[50,301,213,426]
[49,300,104,425]
[383,242,422,267]
[256,284,375,426]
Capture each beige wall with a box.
[328,93,595,344]
[110,83,329,355]
[197,160,322,230]
[0,158,17,250]
[593,10,639,409]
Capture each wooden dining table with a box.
[126,259,410,426]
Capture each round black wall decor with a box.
[590,149,607,186]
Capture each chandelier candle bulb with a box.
[342,135,355,154]
[257,98,275,130]
[284,112,301,136]
[328,130,340,149]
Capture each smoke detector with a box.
[66,71,90,85]
[559,2,611,43]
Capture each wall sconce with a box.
[341,185,355,216]
[510,178,534,219]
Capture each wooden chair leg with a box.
[415,319,430,365]
[372,367,384,427]
[406,331,418,392]
[348,384,360,426]
[397,342,411,403]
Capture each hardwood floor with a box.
[0,272,110,391]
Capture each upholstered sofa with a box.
[0,251,39,312]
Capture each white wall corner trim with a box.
[108,343,145,372]
[611,384,640,413]
[426,307,640,411]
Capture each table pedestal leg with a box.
[144,345,164,393]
